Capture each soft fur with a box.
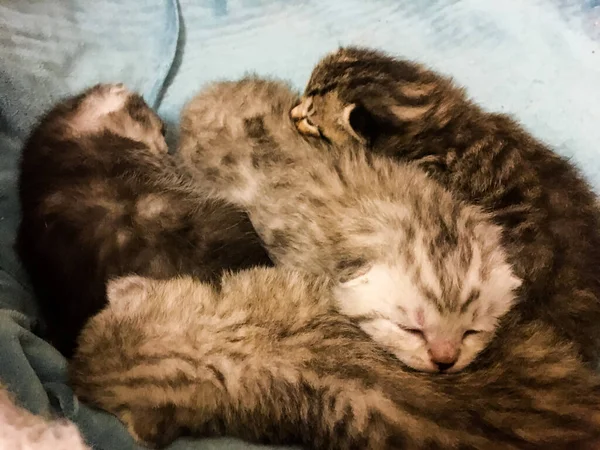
[16,83,272,357]
[293,46,600,365]
[178,77,521,373]
[71,270,600,449]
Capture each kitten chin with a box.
[178,77,521,373]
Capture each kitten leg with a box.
[119,405,182,449]
[97,359,410,449]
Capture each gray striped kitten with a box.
[177,78,521,373]
[71,269,600,449]
[291,46,600,365]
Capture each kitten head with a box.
[49,83,168,153]
[334,214,521,373]
[179,77,301,145]
[291,47,464,148]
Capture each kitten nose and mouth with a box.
[290,98,321,137]
[428,340,460,372]
[290,98,310,121]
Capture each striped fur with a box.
[177,78,521,373]
[295,47,600,365]
[66,79,600,449]
[71,270,600,449]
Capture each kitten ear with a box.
[106,275,151,305]
[341,103,376,144]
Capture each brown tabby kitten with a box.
[71,269,600,450]
[177,78,521,373]
[292,47,600,365]
[16,84,271,358]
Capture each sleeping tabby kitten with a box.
[292,46,600,364]
[71,269,600,449]
[16,83,271,357]
[177,78,521,373]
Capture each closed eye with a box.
[463,330,481,339]
[398,325,425,338]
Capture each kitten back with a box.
[16,83,272,357]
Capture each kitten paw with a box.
[119,406,181,449]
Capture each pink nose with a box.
[428,340,459,371]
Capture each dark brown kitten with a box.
[293,47,600,364]
[16,84,271,358]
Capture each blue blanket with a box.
[0,1,599,449]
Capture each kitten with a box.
[16,83,272,358]
[177,78,521,373]
[70,269,600,450]
[292,46,600,364]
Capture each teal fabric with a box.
[0,1,599,449]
